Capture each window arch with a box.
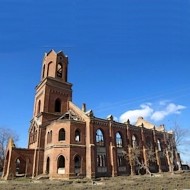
[57,63,63,78]
[96,129,104,146]
[59,128,65,141]
[57,155,65,174]
[55,98,61,112]
[116,132,123,148]
[75,129,80,142]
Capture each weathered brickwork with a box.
[2,50,180,180]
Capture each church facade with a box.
[2,50,180,179]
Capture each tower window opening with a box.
[37,100,41,115]
[47,61,52,77]
[55,98,61,112]
[57,63,63,78]
[42,65,45,79]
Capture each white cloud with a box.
[119,104,153,123]
[119,101,186,123]
[151,103,186,121]
[159,100,170,106]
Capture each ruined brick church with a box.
[2,50,179,179]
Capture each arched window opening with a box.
[57,63,63,78]
[15,157,26,175]
[16,158,20,174]
[116,132,123,148]
[42,64,45,79]
[157,139,162,151]
[74,155,81,175]
[47,132,50,144]
[47,62,52,77]
[50,130,52,143]
[55,98,61,112]
[96,129,104,146]
[75,130,80,142]
[132,135,138,148]
[37,100,41,115]
[59,128,65,141]
[46,157,50,174]
[57,155,65,174]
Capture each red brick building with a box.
[2,50,180,179]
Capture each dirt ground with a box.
[0,172,190,190]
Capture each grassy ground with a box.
[0,172,190,190]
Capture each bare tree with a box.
[0,127,18,171]
[165,121,188,173]
[123,145,156,176]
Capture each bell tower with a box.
[33,49,73,124]
[28,50,73,176]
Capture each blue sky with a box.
[0,0,190,163]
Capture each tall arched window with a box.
[47,132,50,144]
[55,98,61,112]
[47,62,52,77]
[59,128,65,141]
[37,100,41,115]
[57,155,65,174]
[75,129,80,142]
[15,157,26,174]
[96,129,104,146]
[116,132,123,148]
[157,139,162,151]
[50,130,52,143]
[15,158,20,174]
[132,135,138,148]
[57,63,63,78]
[42,64,45,79]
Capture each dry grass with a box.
[0,173,190,190]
